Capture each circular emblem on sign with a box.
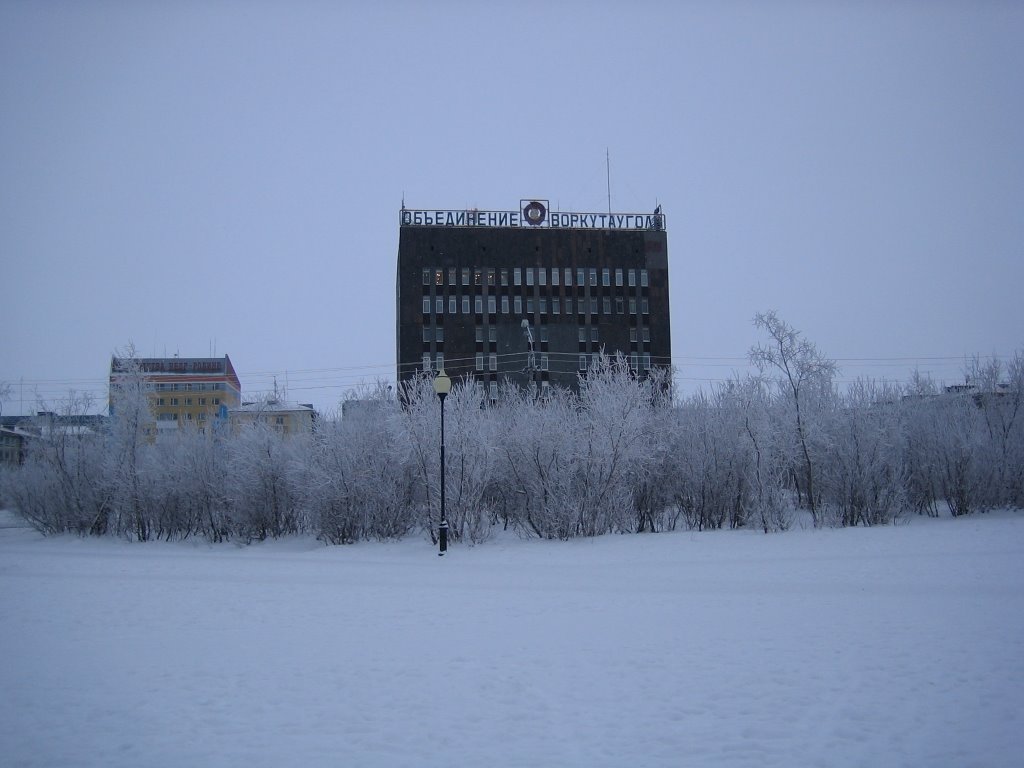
[522,200,547,226]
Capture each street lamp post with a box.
[432,369,451,556]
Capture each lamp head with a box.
[433,369,452,399]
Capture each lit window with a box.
[474,269,482,286]
[487,269,495,286]
[435,270,443,286]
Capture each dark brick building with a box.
[396,201,670,398]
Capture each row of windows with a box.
[156,397,221,407]
[422,325,652,345]
[423,267,649,289]
[422,295,650,316]
[157,412,208,421]
[421,353,654,374]
[153,382,229,392]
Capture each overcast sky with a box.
[2,1,1021,415]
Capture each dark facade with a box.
[396,204,670,397]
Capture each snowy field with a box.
[1,511,1023,768]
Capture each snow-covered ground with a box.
[1,511,1022,768]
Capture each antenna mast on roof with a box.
[606,148,612,215]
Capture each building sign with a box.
[401,199,666,231]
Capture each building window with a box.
[643,354,651,370]
[538,268,546,286]
[199,398,206,405]
[423,327,432,343]
[463,296,470,314]
[578,327,586,343]
[641,269,649,288]
[157,398,165,406]
[514,268,522,286]
[628,269,636,287]
[474,269,482,286]
[448,268,456,285]
[539,298,547,314]
[436,353,444,369]
[514,296,522,314]
[476,326,484,343]
[476,353,484,371]
[489,354,497,371]
[487,268,495,286]
[488,326,497,343]
[435,297,444,314]
[631,353,639,371]
[603,297,611,315]
[643,328,651,342]
[564,267,572,286]
[171,398,179,406]
[541,354,549,371]
[551,268,559,286]
[422,269,430,286]
[591,327,599,343]
[488,381,498,401]
[615,268,623,287]
[527,298,534,314]
[502,296,509,314]
[539,325,548,343]
[576,267,585,286]
[475,296,483,314]
[422,297,431,314]
[423,353,432,371]
[579,355,588,371]
[630,328,638,344]
[449,296,457,314]
[435,269,443,286]
[565,297,573,314]
[602,268,610,286]
[436,327,444,342]
[213,397,220,405]
[526,268,534,286]
[552,298,560,315]
[488,296,496,314]
[590,297,598,315]
[642,298,649,314]
[501,269,509,286]
[629,298,637,315]
[462,268,470,286]
[589,268,597,286]
[615,297,624,314]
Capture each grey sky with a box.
[2,1,1021,415]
